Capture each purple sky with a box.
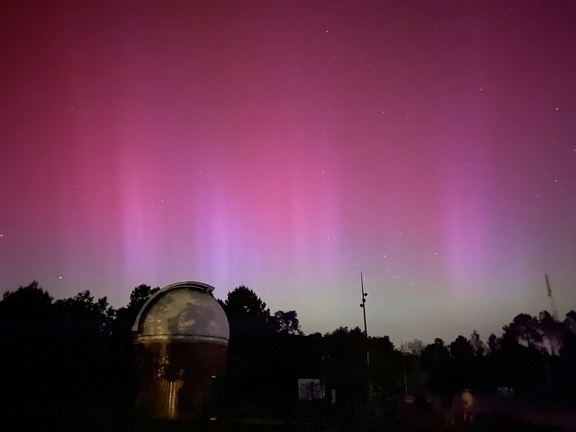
[1,0,575,345]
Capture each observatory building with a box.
[133,281,229,422]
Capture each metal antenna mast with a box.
[359,272,371,402]
[545,273,559,321]
[360,272,368,336]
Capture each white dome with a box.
[133,281,229,345]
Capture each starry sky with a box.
[1,0,575,346]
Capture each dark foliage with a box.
[1,281,575,430]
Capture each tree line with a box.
[0,281,575,430]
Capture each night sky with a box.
[1,0,575,345]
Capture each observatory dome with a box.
[133,281,229,345]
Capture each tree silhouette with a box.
[274,310,303,335]
[108,284,159,427]
[449,335,475,390]
[469,330,489,390]
[469,330,487,357]
[223,285,272,334]
[1,280,575,429]
[128,284,160,311]
[504,313,543,349]
[53,289,113,334]
[323,327,368,396]
[403,338,425,356]
[0,282,55,429]
[220,286,277,414]
[0,281,53,332]
[421,338,452,395]
[369,335,400,393]
[497,315,548,394]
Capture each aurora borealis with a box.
[1,0,575,344]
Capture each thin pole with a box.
[360,272,371,402]
[401,340,408,396]
[361,272,368,336]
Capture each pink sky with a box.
[1,0,575,345]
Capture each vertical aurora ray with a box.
[1,0,575,343]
